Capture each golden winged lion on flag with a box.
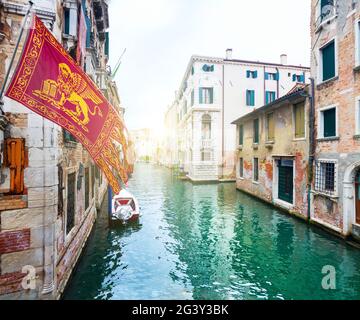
[34,63,103,132]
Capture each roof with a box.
[231,83,309,125]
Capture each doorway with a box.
[355,170,360,225]
[278,159,294,204]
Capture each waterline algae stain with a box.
[64,164,360,300]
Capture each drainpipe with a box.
[276,67,280,99]
[222,64,225,179]
[307,77,316,221]
[263,66,266,105]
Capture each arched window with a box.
[202,114,211,139]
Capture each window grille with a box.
[315,160,337,196]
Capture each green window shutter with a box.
[295,102,305,138]
[323,108,336,137]
[210,88,214,104]
[322,41,335,81]
[267,113,274,141]
[253,119,259,143]
[199,88,203,104]
[240,158,244,177]
[251,91,255,106]
[239,125,244,145]
[64,9,70,34]
[105,32,109,57]
[254,158,259,181]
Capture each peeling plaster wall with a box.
[235,98,310,219]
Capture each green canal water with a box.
[63,163,360,300]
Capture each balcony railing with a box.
[201,139,212,149]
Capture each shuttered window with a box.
[85,167,90,210]
[239,158,244,178]
[266,113,275,141]
[253,118,259,143]
[246,90,255,106]
[294,102,305,138]
[239,125,244,145]
[64,8,70,35]
[66,172,76,235]
[199,87,214,104]
[253,158,259,182]
[247,70,258,79]
[266,91,276,104]
[322,41,335,81]
[5,138,26,195]
[323,107,336,137]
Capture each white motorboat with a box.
[111,189,140,224]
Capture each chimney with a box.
[280,54,287,65]
[226,48,233,60]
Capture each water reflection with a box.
[64,164,360,300]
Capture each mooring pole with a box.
[108,185,113,215]
[0,0,34,114]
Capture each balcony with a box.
[201,139,212,149]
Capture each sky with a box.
[108,0,311,132]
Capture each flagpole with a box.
[0,1,34,114]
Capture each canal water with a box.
[64,163,360,300]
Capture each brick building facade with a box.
[310,0,360,240]
[0,0,120,299]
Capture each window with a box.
[191,66,195,75]
[199,87,214,104]
[253,158,259,182]
[202,114,211,139]
[253,118,259,144]
[320,0,336,22]
[266,113,275,141]
[265,72,279,80]
[201,150,212,161]
[91,164,95,194]
[66,172,76,235]
[4,138,25,195]
[266,91,276,104]
[63,129,77,143]
[294,102,305,138]
[246,90,255,106]
[202,64,215,72]
[356,21,360,67]
[320,107,337,138]
[64,8,70,35]
[85,167,90,210]
[356,98,360,135]
[239,158,244,178]
[315,160,337,196]
[191,90,194,106]
[292,74,305,82]
[239,124,244,145]
[247,70,258,79]
[321,40,336,82]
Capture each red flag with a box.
[5,15,129,194]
